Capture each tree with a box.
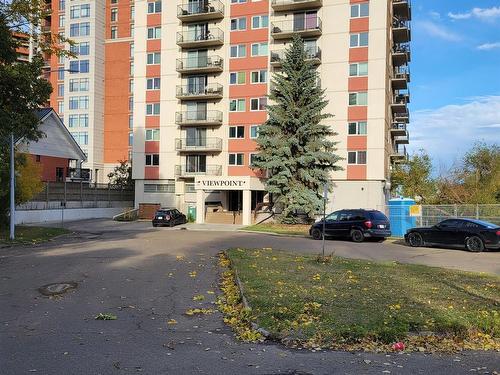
[391,149,437,203]
[0,153,44,226]
[107,160,133,188]
[252,35,341,223]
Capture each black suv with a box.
[310,209,391,242]
[152,208,187,227]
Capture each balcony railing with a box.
[271,0,323,11]
[393,18,411,43]
[176,28,224,48]
[271,18,322,39]
[393,0,411,21]
[175,137,222,152]
[390,123,407,137]
[270,47,321,67]
[176,55,223,74]
[176,83,223,100]
[390,145,408,163]
[67,168,91,181]
[392,66,410,90]
[175,110,223,126]
[392,43,411,66]
[177,0,224,22]
[175,165,222,177]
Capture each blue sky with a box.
[408,1,500,169]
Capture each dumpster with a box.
[388,198,416,237]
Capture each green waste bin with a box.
[187,206,196,222]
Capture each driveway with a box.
[0,219,498,374]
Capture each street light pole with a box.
[10,132,15,240]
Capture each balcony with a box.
[390,145,408,163]
[271,0,323,12]
[176,28,224,48]
[393,112,409,124]
[175,165,222,178]
[175,138,222,152]
[271,18,322,40]
[177,1,224,22]
[390,123,407,137]
[270,47,321,67]
[66,168,91,182]
[176,83,223,100]
[391,93,410,114]
[393,18,411,43]
[176,55,223,74]
[393,0,411,21]
[175,111,223,126]
[391,66,410,90]
[392,44,411,66]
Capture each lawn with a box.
[242,223,310,236]
[226,248,500,351]
[0,226,70,245]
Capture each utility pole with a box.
[10,133,15,240]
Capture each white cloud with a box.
[416,21,462,42]
[409,96,500,165]
[448,6,500,21]
[429,11,441,20]
[477,42,500,50]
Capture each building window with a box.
[57,84,64,97]
[111,26,118,39]
[130,23,134,37]
[111,0,118,3]
[251,42,268,56]
[229,71,246,85]
[130,61,134,75]
[79,60,89,73]
[147,26,161,39]
[57,101,64,113]
[147,1,162,14]
[347,151,367,165]
[57,67,65,80]
[145,154,160,166]
[348,92,368,106]
[68,114,89,127]
[110,8,118,22]
[59,0,65,11]
[231,0,246,3]
[70,42,90,56]
[229,98,245,112]
[69,78,89,92]
[130,43,134,57]
[71,131,89,146]
[349,62,368,77]
[251,70,267,83]
[229,126,244,138]
[69,59,89,74]
[350,32,369,47]
[147,52,161,65]
[249,153,258,166]
[250,97,267,111]
[128,132,133,146]
[129,115,133,128]
[59,14,65,27]
[351,3,369,18]
[230,17,246,31]
[70,22,90,36]
[35,155,41,162]
[129,96,133,111]
[250,125,259,139]
[230,44,246,58]
[145,129,160,141]
[144,182,175,193]
[129,79,133,92]
[348,121,367,135]
[252,15,268,29]
[130,5,135,20]
[146,77,160,90]
[146,103,160,115]
[229,153,244,166]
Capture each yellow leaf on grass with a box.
[189,271,197,278]
[193,295,205,301]
[167,319,177,325]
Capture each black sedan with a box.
[152,208,187,227]
[405,218,500,252]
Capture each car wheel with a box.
[407,232,424,247]
[465,236,484,252]
[311,228,323,240]
[169,221,174,228]
[152,223,157,228]
[351,229,364,243]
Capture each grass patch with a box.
[0,226,70,245]
[243,223,310,236]
[226,248,500,351]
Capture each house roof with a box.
[34,108,52,120]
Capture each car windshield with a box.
[466,219,500,229]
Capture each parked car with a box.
[152,208,187,227]
[405,218,500,252]
[310,209,391,242]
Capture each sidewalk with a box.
[176,223,244,231]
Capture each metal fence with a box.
[378,204,500,228]
[17,181,135,210]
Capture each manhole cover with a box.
[38,282,78,296]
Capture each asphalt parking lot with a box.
[0,219,498,374]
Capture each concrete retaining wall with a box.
[15,207,126,225]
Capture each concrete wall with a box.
[15,207,127,225]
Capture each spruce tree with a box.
[252,35,341,223]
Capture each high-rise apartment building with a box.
[44,0,411,221]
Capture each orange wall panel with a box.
[145,116,160,128]
[229,112,266,124]
[228,166,260,177]
[147,14,161,26]
[229,84,267,98]
[230,1,269,17]
[348,77,368,91]
[347,165,367,180]
[146,90,160,102]
[144,167,159,180]
[347,136,367,150]
[350,18,369,33]
[145,141,159,153]
[230,29,269,44]
[147,39,161,51]
[146,65,161,76]
[229,56,268,71]
[348,106,368,121]
[349,47,369,62]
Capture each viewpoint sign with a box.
[194,176,266,191]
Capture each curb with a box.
[237,230,310,238]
